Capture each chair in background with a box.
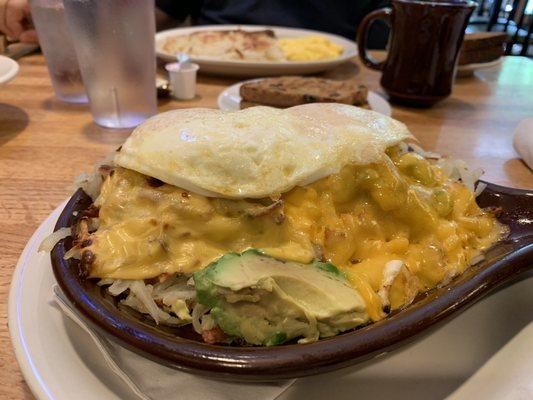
[505,0,533,55]
[477,0,489,16]
[470,0,493,24]
[487,0,506,30]
[471,0,532,56]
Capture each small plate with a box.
[218,79,392,116]
[0,55,19,84]
[47,182,533,381]
[155,25,357,77]
[456,58,503,78]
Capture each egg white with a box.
[115,104,412,198]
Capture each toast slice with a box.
[240,99,371,110]
[459,32,506,65]
[461,32,507,52]
[239,76,368,108]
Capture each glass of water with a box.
[29,0,88,103]
[63,0,157,128]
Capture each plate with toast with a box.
[218,77,391,116]
[156,25,358,77]
[456,32,505,78]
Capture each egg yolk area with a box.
[88,147,504,320]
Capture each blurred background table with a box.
[0,53,532,399]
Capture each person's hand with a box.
[0,0,38,43]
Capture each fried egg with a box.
[115,104,412,199]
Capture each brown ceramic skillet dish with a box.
[51,182,532,381]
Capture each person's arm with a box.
[0,0,38,43]
[156,0,202,24]
[155,6,179,31]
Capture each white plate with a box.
[155,25,357,77]
[9,203,533,400]
[218,79,391,117]
[0,55,19,84]
[456,57,503,78]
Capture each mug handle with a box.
[357,8,392,71]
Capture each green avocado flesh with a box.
[193,250,369,346]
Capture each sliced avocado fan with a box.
[193,249,369,346]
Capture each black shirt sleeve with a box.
[156,0,203,22]
[156,0,391,48]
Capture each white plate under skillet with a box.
[155,25,358,77]
[218,79,392,116]
[9,202,533,399]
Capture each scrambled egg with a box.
[279,35,344,61]
[87,146,504,321]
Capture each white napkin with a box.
[513,118,533,170]
[446,323,533,400]
[53,286,294,400]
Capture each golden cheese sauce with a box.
[88,147,504,321]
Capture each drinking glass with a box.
[63,0,157,128]
[29,0,88,103]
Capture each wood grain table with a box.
[1,54,532,399]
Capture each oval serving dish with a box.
[51,182,533,381]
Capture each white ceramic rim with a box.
[8,205,64,400]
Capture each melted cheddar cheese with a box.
[87,147,504,320]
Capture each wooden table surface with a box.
[1,54,532,399]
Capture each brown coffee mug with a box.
[358,0,476,106]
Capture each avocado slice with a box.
[193,250,369,346]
